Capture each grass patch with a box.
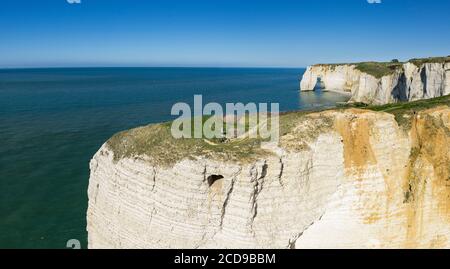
[278,111,335,151]
[107,114,275,167]
[106,109,333,166]
[354,62,403,79]
[313,61,403,79]
[367,94,450,129]
[313,56,450,78]
[107,121,269,167]
[106,95,450,166]
[409,56,450,67]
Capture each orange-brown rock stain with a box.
[334,110,382,225]
[334,107,450,248]
[402,107,450,247]
[334,110,377,175]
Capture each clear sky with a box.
[1,0,449,68]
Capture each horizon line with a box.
[0,65,307,70]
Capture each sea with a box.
[0,67,350,248]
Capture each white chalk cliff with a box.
[300,59,450,105]
[87,98,450,249]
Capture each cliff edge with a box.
[300,57,450,105]
[87,96,450,249]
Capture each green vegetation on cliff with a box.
[342,94,450,128]
[354,62,403,79]
[409,56,450,66]
[107,117,269,166]
[106,110,335,166]
[314,56,450,79]
[107,95,450,166]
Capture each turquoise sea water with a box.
[0,68,349,249]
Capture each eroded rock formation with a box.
[300,59,450,105]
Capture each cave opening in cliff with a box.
[207,175,224,186]
[314,77,325,91]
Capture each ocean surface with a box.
[0,67,349,249]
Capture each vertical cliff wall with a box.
[87,98,450,249]
[300,59,450,105]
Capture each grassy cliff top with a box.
[106,111,334,166]
[106,95,450,167]
[313,56,450,79]
[342,94,450,129]
[409,56,450,66]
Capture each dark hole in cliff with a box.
[207,175,224,187]
[314,77,325,91]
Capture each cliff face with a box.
[300,60,450,105]
[87,97,450,249]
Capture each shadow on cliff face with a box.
[420,67,428,96]
[392,73,408,102]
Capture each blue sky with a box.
[0,0,449,68]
